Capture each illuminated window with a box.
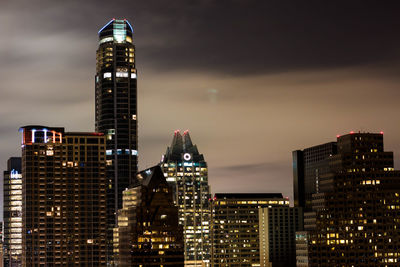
[99,37,113,44]
[103,72,112,78]
[113,21,126,43]
[131,73,137,79]
[116,72,128,78]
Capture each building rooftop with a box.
[162,130,204,162]
[214,193,284,199]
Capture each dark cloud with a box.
[3,1,400,75]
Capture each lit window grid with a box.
[162,161,211,262]
[21,132,107,265]
[211,197,289,266]
[3,171,23,263]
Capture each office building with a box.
[3,157,22,267]
[0,242,3,267]
[160,130,211,265]
[295,231,309,267]
[259,207,303,267]
[293,142,337,211]
[20,125,107,266]
[95,19,138,258]
[210,193,289,267]
[113,166,184,266]
[292,142,337,266]
[307,132,400,266]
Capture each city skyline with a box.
[2,0,400,213]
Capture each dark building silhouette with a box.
[114,166,184,266]
[259,206,303,267]
[95,18,138,260]
[306,132,400,266]
[293,142,337,211]
[19,126,107,266]
[160,130,211,265]
[3,157,22,267]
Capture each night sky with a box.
[2,1,400,212]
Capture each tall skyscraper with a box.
[3,157,22,267]
[259,206,303,267]
[305,132,400,266]
[160,130,211,266]
[113,166,184,266]
[95,18,138,259]
[210,193,289,267]
[19,126,107,266]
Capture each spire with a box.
[164,130,183,160]
[183,130,193,150]
[171,130,183,153]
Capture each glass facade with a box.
[95,18,138,262]
[160,130,211,266]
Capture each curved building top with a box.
[98,18,134,44]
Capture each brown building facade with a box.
[20,125,107,266]
[210,193,289,267]
[308,132,400,266]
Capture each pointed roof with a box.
[162,130,204,162]
[135,165,168,189]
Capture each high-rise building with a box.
[95,18,138,260]
[293,142,337,211]
[210,193,289,267]
[258,206,303,267]
[3,157,22,267]
[0,242,4,267]
[19,125,107,266]
[113,166,184,266]
[160,130,211,266]
[295,231,309,267]
[306,132,400,266]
